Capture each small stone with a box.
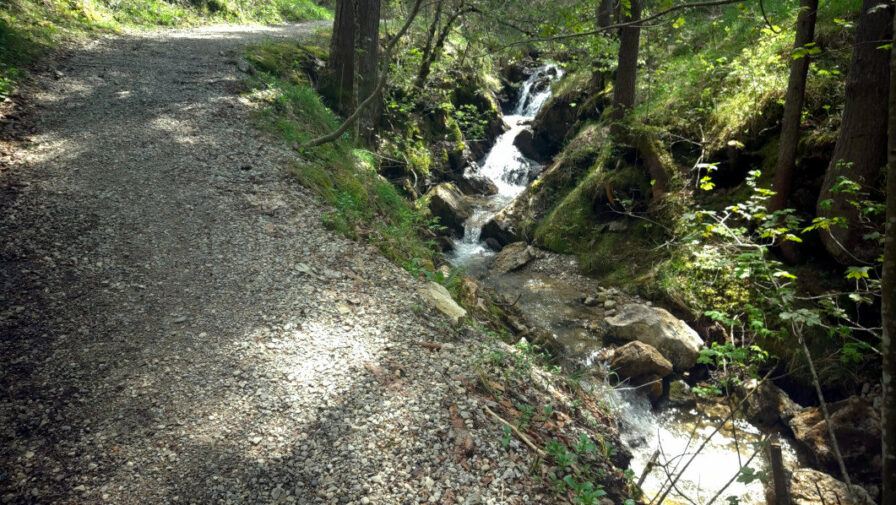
[603,300,616,309]
[73,485,86,492]
[583,296,599,307]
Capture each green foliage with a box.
[670,170,883,389]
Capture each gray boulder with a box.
[789,469,874,505]
[610,341,673,380]
[491,242,541,274]
[604,304,703,371]
[424,183,473,236]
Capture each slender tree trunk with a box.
[769,0,818,213]
[357,0,381,144]
[816,0,893,264]
[414,0,444,89]
[328,0,357,116]
[882,7,896,503]
[415,4,469,89]
[611,0,640,127]
[596,0,614,29]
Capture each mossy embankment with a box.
[0,0,330,97]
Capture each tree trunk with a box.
[882,7,896,504]
[816,0,893,264]
[328,0,357,116]
[357,0,381,144]
[415,3,468,89]
[596,0,614,29]
[414,0,444,89]
[769,0,818,213]
[611,0,640,126]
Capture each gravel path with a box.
[0,24,554,505]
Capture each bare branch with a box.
[506,0,750,47]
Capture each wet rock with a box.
[582,296,599,307]
[604,304,703,372]
[512,128,544,162]
[417,281,467,323]
[738,378,801,426]
[423,183,473,236]
[789,468,874,505]
[458,166,498,196]
[480,213,518,248]
[484,238,502,251]
[789,396,881,483]
[434,236,456,253]
[631,374,664,404]
[491,242,540,274]
[666,379,696,409]
[610,341,673,380]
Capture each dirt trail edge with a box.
[1,24,551,505]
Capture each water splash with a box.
[450,64,563,266]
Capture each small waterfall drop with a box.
[450,64,563,265]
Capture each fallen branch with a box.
[484,405,546,457]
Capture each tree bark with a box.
[414,0,444,88]
[611,0,641,127]
[328,0,357,116]
[769,0,818,213]
[816,0,893,264]
[596,0,614,29]
[415,3,470,89]
[357,0,381,144]
[301,0,424,149]
[882,7,896,504]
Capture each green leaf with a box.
[673,16,685,28]
[845,266,870,280]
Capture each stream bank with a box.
[438,62,866,505]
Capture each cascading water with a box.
[450,62,801,505]
[450,64,563,265]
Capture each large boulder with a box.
[480,212,519,248]
[610,341,673,380]
[738,378,801,426]
[424,183,473,236]
[491,242,541,274]
[604,304,703,372]
[789,396,881,484]
[789,469,874,505]
[418,281,467,323]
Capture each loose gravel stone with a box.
[0,22,557,505]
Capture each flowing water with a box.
[449,64,801,504]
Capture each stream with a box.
[448,65,801,504]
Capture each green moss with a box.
[244,42,327,85]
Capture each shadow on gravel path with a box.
[0,23,553,505]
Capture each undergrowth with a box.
[244,41,443,274]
